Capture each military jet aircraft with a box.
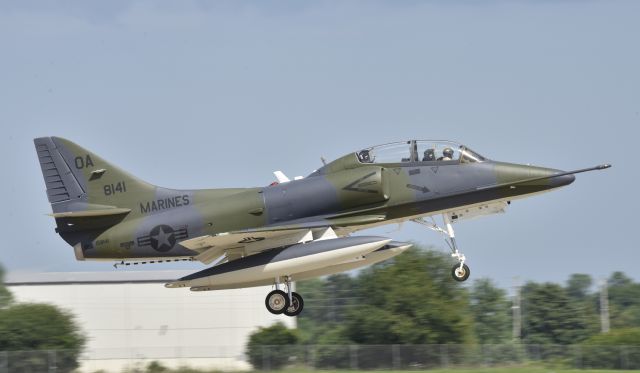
[34,137,609,316]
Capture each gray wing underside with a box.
[179,214,386,265]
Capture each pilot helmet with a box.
[443,147,454,159]
[424,148,435,160]
[359,150,371,162]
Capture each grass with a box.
[270,369,640,373]
[126,368,640,373]
[127,364,640,373]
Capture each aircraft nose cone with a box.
[495,163,577,191]
[550,171,576,187]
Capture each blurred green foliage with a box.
[345,248,474,345]
[296,273,356,343]
[579,328,640,369]
[294,246,640,350]
[608,272,640,329]
[521,282,590,344]
[298,248,475,347]
[0,267,86,373]
[0,303,86,372]
[567,273,593,300]
[583,327,640,346]
[470,278,511,344]
[246,322,299,370]
[0,265,13,308]
[124,365,640,373]
[247,245,640,370]
[122,361,228,373]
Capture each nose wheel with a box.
[452,263,471,282]
[413,214,471,282]
[266,276,304,316]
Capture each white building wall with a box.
[6,271,295,372]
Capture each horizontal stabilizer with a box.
[50,207,131,219]
[54,206,131,233]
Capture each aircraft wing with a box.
[180,228,316,264]
[179,214,386,264]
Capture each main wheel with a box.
[265,290,289,314]
[451,263,471,282]
[284,292,304,317]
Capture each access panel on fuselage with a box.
[331,167,389,209]
[430,162,497,196]
[386,162,498,206]
[262,167,389,224]
[262,177,341,224]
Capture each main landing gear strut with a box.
[265,276,304,316]
[413,214,471,282]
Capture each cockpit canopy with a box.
[357,140,485,165]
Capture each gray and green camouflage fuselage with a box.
[34,137,608,314]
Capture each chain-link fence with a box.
[1,344,640,372]
[250,344,640,371]
[0,350,79,373]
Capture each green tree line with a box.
[0,265,85,373]
[248,246,640,369]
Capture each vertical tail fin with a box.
[34,137,155,214]
[34,137,85,206]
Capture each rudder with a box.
[34,137,85,207]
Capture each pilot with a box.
[422,149,435,162]
[438,147,454,161]
[359,150,371,163]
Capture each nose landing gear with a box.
[413,214,471,282]
[451,262,470,282]
[265,276,304,316]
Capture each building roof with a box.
[5,270,195,285]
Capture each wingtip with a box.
[597,164,612,170]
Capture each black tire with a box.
[265,290,289,314]
[284,292,304,317]
[451,263,471,282]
